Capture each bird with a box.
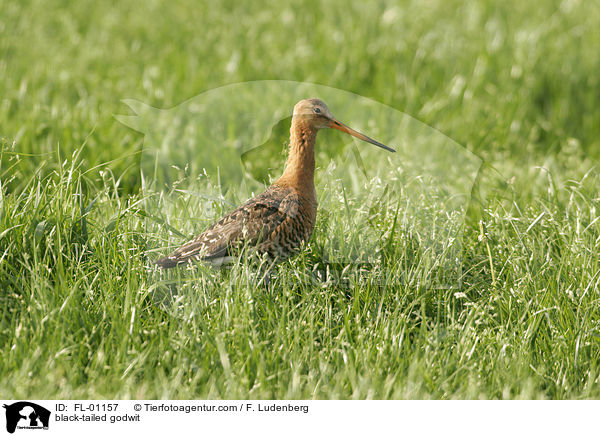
[155,98,395,269]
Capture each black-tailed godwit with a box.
[155,98,394,269]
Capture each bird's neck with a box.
[278,118,317,189]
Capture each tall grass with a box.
[1,0,600,398]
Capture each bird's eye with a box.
[313,107,321,114]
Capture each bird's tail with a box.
[154,247,203,269]
[154,255,181,269]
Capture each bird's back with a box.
[155,182,317,268]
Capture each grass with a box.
[1,0,600,399]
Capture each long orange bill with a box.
[330,119,396,152]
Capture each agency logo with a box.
[3,402,50,433]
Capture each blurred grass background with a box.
[1,0,600,399]
[2,0,599,177]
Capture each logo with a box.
[3,402,50,433]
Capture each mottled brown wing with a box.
[155,185,297,268]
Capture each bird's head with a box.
[293,98,395,152]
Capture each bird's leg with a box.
[260,273,271,290]
[257,257,277,290]
[257,266,272,289]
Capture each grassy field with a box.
[1,0,600,399]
